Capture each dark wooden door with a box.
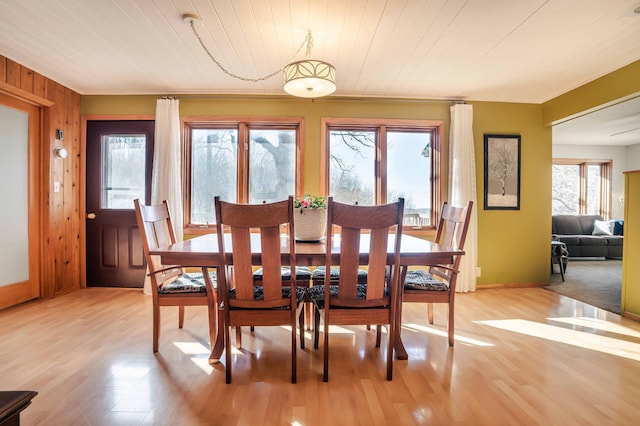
[86,121,154,287]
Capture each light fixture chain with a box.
[188,20,310,83]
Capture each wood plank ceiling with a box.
[0,0,639,103]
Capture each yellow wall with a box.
[622,171,640,317]
[82,95,551,287]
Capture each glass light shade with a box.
[283,59,336,98]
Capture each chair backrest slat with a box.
[366,227,389,300]
[337,227,360,299]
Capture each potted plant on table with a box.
[293,194,327,241]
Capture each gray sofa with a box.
[552,214,623,258]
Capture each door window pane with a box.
[387,131,432,226]
[329,130,375,205]
[249,129,295,204]
[191,129,238,224]
[102,135,146,209]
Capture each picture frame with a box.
[484,134,521,210]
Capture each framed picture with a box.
[484,134,521,210]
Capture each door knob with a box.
[86,212,96,219]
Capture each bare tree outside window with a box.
[552,161,609,216]
[328,127,433,226]
[249,129,295,204]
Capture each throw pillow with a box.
[613,220,624,236]
[592,219,613,236]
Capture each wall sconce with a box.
[54,146,68,159]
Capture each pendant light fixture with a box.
[282,32,336,98]
[184,15,336,98]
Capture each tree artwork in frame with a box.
[484,134,521,210]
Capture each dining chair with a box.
[214,196,304,384]
[307,197,404,381]
[399,200,473,346]
[134,199,218,355]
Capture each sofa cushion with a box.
[579,235,610,246]
[605,236,624,246]
[577,215,604,234]
[552,215,583,235]
[554,235,580,246]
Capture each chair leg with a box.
[225,324,232,384]
[305,302,312,330]
[236,327,242,349]
[291,312,297,384]
[375,325,382,347]
[178,305,185,328]
[207,301,216,353]
[314,307,320,349]
[323,310,329,382]
[152,300,160,353]
[386,321,394,381]
[427,303,434,324]
[299,305,305,350]
[448,300,455,347]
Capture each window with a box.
[184,118,301,226]
[552,160,611,217]
[322,118,443,228]
[101,135,147,209]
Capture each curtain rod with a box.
[158,94,468,104]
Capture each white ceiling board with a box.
[1,0,639,101]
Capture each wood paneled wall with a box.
[0,54,81,299]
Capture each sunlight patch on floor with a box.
[402,323,494,346]
[173,341,210,355]
[173,341,214,374]
[110,364,151,379]
[548,317,640,338]
[477,319,640,361]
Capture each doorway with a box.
[0,94,40,309]
[85,120,154,287]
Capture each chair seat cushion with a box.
[403,270,448,291]
[159,271,216,294]
[311,266,368,281]
[306,284,389,308]
[228,286,306,305]
[253,266,312,280]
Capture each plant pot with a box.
[294,208,327,241]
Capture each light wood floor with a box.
[2,287,640,425]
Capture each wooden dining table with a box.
[150,233,462,362]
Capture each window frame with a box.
[320,117,444,232]
[183,116,304,232]
[552,159,612,218]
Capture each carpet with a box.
[543,259,622,315]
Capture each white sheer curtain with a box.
[152,98,183,241]
[144,98,182,295]
[449,103,478,292]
